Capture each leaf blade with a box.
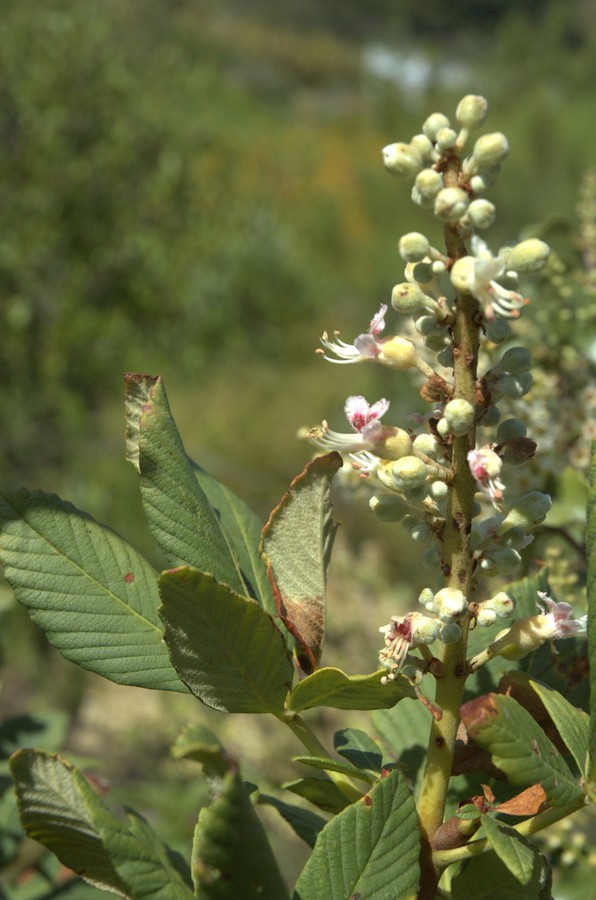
[481,814,541,885]
[587,441,596,787]
[287,666,415,712]
[527,678,590,777]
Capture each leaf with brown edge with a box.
[494,784,548,817]
[261,453,341,676]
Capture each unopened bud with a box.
[378,336,419,369]
[382,428,414,459]
[499,491,552,532]
[399,232,431,262]
[506,238,550,273]
[391,282,433,315]
[434,587,467,621]
[423,112,451,141]
[436,127,458,151]
[413,433,441,459]
[415,168,444,199]
[491,546,522,574]
[450,256,475,293]
[472,132,509,168]
[390,456,428,492]
[484,318,512,344]
[488,591,516,618]
[434,187,469,221]
[498,346,532,375]
[369,494,408,522]
[418,587,435,610]
[443,398,475,436]
[466,199,496,230]
[476,608,497,627]
[410,133,435,160]
[496,418,527,443]
[455,95,488,131]
[383,142,423,177]
[440,623,462,643]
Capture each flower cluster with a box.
[306,95,585,679]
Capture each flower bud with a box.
[413,433,441,459]
[484,318,512,344]
[494,372,533,399]
[421,546,441,569]
[418,587,435,610]
[390,456,428,492]
[383,142,423,177]
[506,238,550,273]
[411,262,434,284]
[430,480,449,500]
[499,491,552,532]
[436,127,458,151]
[378,336,419,369]
[434,187,469,221]
[424,332,449,352]
[443,398,475,436]
[434,587,467,621]
[450,256,475,293]
[398,232,431,262]
[383,428,413,459]
[455,95,488,131]
[369,494,408,522]
[488,591,516,618]
[415,168,444,199]
[422,112,451,140]
[472,132,509,168]
[469,174,489,194]
[498,346,532,375]
[440,623,462,643]
[466,199,496,229]
[491,546,522,574]
[415,315,440,335]
[410,133,435,160]
[437,347,454,368]
[480,405,501,426]
[496,418,527,443]
[476,608,497,627]
[391,282,429,314]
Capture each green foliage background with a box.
[1,0,595,894]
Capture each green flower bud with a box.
[455,95,488,131]
[369,494,408,522]
[450,256,475,293]
[415,168,444,199]
[434,187,469,221]
[440,622,462,643]
[496,418,527,443]
[410,133,435,160]
[378,336,419,369]
[430,480,448,500]
[421,546,441,569]
[480,405,501,426]
[391,456,428,492]
[469,174,489,194]
[485,318,512,344]
[383,142,423,177]
[422,112,451,140]
[498,346,532,375]
[413,433,441,458]
[499,491,552,532]
[398,232,431,262]
[424,332,449,352]
[506,238,550,273]
[391,282,430,314]
[411,261,434,284]
[411,185,433,208]
[494,372,533,399]
[414,315,440,336]
[436,417,450,438]
[418,587,435,610]
[491,546,522,574]
[466,199,496,229]
[443,398,475,436]
[436,127,458,151]
[472,132,509,168]
[437,347,454,368]
[434,587,467,622]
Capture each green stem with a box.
[416,211,480,898]
[282,712,363,803]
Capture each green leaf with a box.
[0,489,186,693]
[452,847,552,899]
[261,453,342,674]
[282,777,351,814]
[0,712,69,761]
[158,566,293,714]
[287,666,415,712]
[461,693,584,806]
[170,723,232,778]
[192,461,275,614]
[291,756,375,784]
[481,814,541,885]
[192,768,289,899]
[10,750,193,899]
[587,441,596,787]
[256,794,326,849]
[124,373,250,598]
[372,698,432,791]
[292,770,420,900]
[527,677,590,777]
[334,728,383,774]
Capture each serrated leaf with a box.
[282,777,350,814]
[192,767,289,899]
[191,462,275,614]
[124,373,251,598]
[372,698,432,791]
[481,814,540,885]
[461,693,584,806]
[292,770,420,900]
[158,566,293,714]
[526,678,590,777]
[0,490,186,693]
[334,728,383,774]
[170,724,231,778]
[257,794,326,849]
[452,847,552,900]
[261,453,342,674]
[587,442,596,786]
[287,666,415,712]
[10,750,193,899]
[291,756,375,784]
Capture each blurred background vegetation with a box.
[1,0,595,895]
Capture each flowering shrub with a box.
[0,95,594,898]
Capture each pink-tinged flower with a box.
[536,592,587,640]
[379,612,440,682]
[308,396,391,455]
[450,237,529,321]
[317,305,388,364]
[467,447,505,508]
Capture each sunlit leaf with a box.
[0,490,186,693]
[287,666,415,712]
[481,814,541,885]
[282,777,350,814]
[452,847,552,899]
[291,756,375,784]
[526,677,590,777]
[261,453,341,674]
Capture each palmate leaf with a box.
[461,693,584,806]
[0,490,186,693]
[10,750,193,899]
[261,453,342,675]
[587,442,596,787]
[158,566,293,714]
[124,373,253,599]
[292,770,420,900]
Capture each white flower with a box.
[307,396,391,455]
[318,305,388,364]
[450,237,529,320]
[468,447,505,507]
